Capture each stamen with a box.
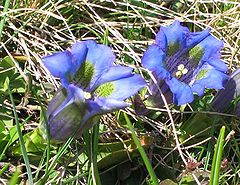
[84,92,92,99]
[175,64,188,78]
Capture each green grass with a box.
[0,0,240,184]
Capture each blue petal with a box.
[159,21,210,60]
[46,88,67,119]
[142,44,166,71]
[211,75,237,113]
[70,42,88,75]
[95,74,146,101]
[212,68,240,115]
[160,21,189,55]
[83,40,116,90]
[148,80,173,106]
[42,51,72,86]
[195,35,227,72]
[46,85,87,141]
[98,66,133,85]
[110,74,146,100]
[48,84,85,119]
[191,64,229,96]
[231,68,240,78]
[186,28,210,49]
[206,59,228,72]
[87,97,129,115]
[165,77,194,105]
[155,28,167,52]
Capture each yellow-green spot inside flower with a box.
[189,46,204,65]
[95,82,115,97]
[175,64,188,78]
[167,43,180,56]
[195,69,209,80]
[74,61,95,88]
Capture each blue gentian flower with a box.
[212,68,240,116]
[142,21,229,106]
[42,40,146,141]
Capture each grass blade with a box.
[209,126,226,185]
[123,113,159,185]
[0,0,11,41]
[8,86,34,185]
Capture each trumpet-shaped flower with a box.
[212,68,240,116]
[142,21,229,106]
[42,40,146,141]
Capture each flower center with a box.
[84,91,92,99]
[175,64,188,78]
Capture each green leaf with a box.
[160,179,178,185]
[0,56,26,93]
[3,77,9,92]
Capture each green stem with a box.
[0,0,11,41]
[123,113,158,185]
[8,86,34,185]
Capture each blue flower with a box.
[212,68,240,116]
[42,40,146,141]
[142,21,229,106]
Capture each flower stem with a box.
[123,113,158,185]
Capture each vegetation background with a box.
[0,0,239,184]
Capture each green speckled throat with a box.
[195,69,209,80]
[94,82,115,97]
[167,42,180,56]
[73,61,95,89]
[189,46,204,65]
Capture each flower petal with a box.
[48,101,85,141]
[98,66,133,85]
[142,44,170,80]
[160,21,189,56]
[83,40,116,91]
[155,28,167,52]
[94,74,146,100]
[192,35,227,72]
[42,51,72,86]
[46,88,68,118]
[70,42,88,75]
[159,21,210,63]
[186,28,210,49]
[191,64,229,96]
[212,68,240,115]
[142,44,166,72]
[165,77,194,105]
[147,80,173,106]
[87,97,129,115]
[46,85,87,141]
